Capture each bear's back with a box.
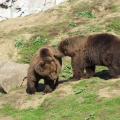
[86,33,120,49]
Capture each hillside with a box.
[0,0,120,119]
[0,0,120,61]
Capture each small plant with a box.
[75,10,95,18]
[15,39,26,49]
[33,36,47,45]
[106,19,120,32]
[68,22,77,27]
[52,41,59,47]
[74,88,85,94]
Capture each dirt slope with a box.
[0,0,119,60]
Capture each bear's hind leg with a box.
[108,65,120,79]
[84,65,95,79]
[43,85,53,94]
[43,79,54,94]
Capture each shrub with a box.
[75,10,95,18]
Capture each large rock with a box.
[0,0,67,21]
[0,60,29,93]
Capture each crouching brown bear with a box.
[27,46,62,94]
[56,33,120,81]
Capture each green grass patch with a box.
[52,41,59,47]
[17,36,49,63]
[75,10,96,18]
[110,4,120,13]
[106,18,120,34]
[69,26,103,36]
[0,103,44,120]
[59,61,73,80]
[2,95,119,120]
[68,22,77,27]
[15,39,26,49]
[0,65,120,120]
[42,91,120,120]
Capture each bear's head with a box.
[57,35,87,57]
[57,37,77,57]
[35,47,61,80]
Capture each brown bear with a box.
[27,46,62,94]
[56,33,120,81]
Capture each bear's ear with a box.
[40,48,52,57]
[62,39,69,45]
[40,61,45,66]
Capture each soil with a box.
[0,83,73,110]
[0,0,120,115]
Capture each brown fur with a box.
[27,46,62,94]
[57,33,120,81]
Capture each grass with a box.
[59,60,73,80]
[51,41,59,47]
[69,26,103,36]
[69,30,87,36]
[15,39,26,49]
[42,80,120,120]
[0,104,44,120]
[16,36,50,63]
[42,74,120,120]
[106,18,120,34]
[0,65,120,119]
[68,22,77,27]
[75,10,96,18]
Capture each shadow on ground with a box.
[34,80,68,93]
[94,70,111,80]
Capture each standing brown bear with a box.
[56,33,120,81]
[27,46,62,94]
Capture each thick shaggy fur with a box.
[57,33,120,80]
[27,46,62,94]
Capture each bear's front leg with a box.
[68,56,84,81]
[27,70,40,94]
[27,80,37,94]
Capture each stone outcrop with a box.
[0,60,29,93]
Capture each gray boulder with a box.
[0,60,29,93]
